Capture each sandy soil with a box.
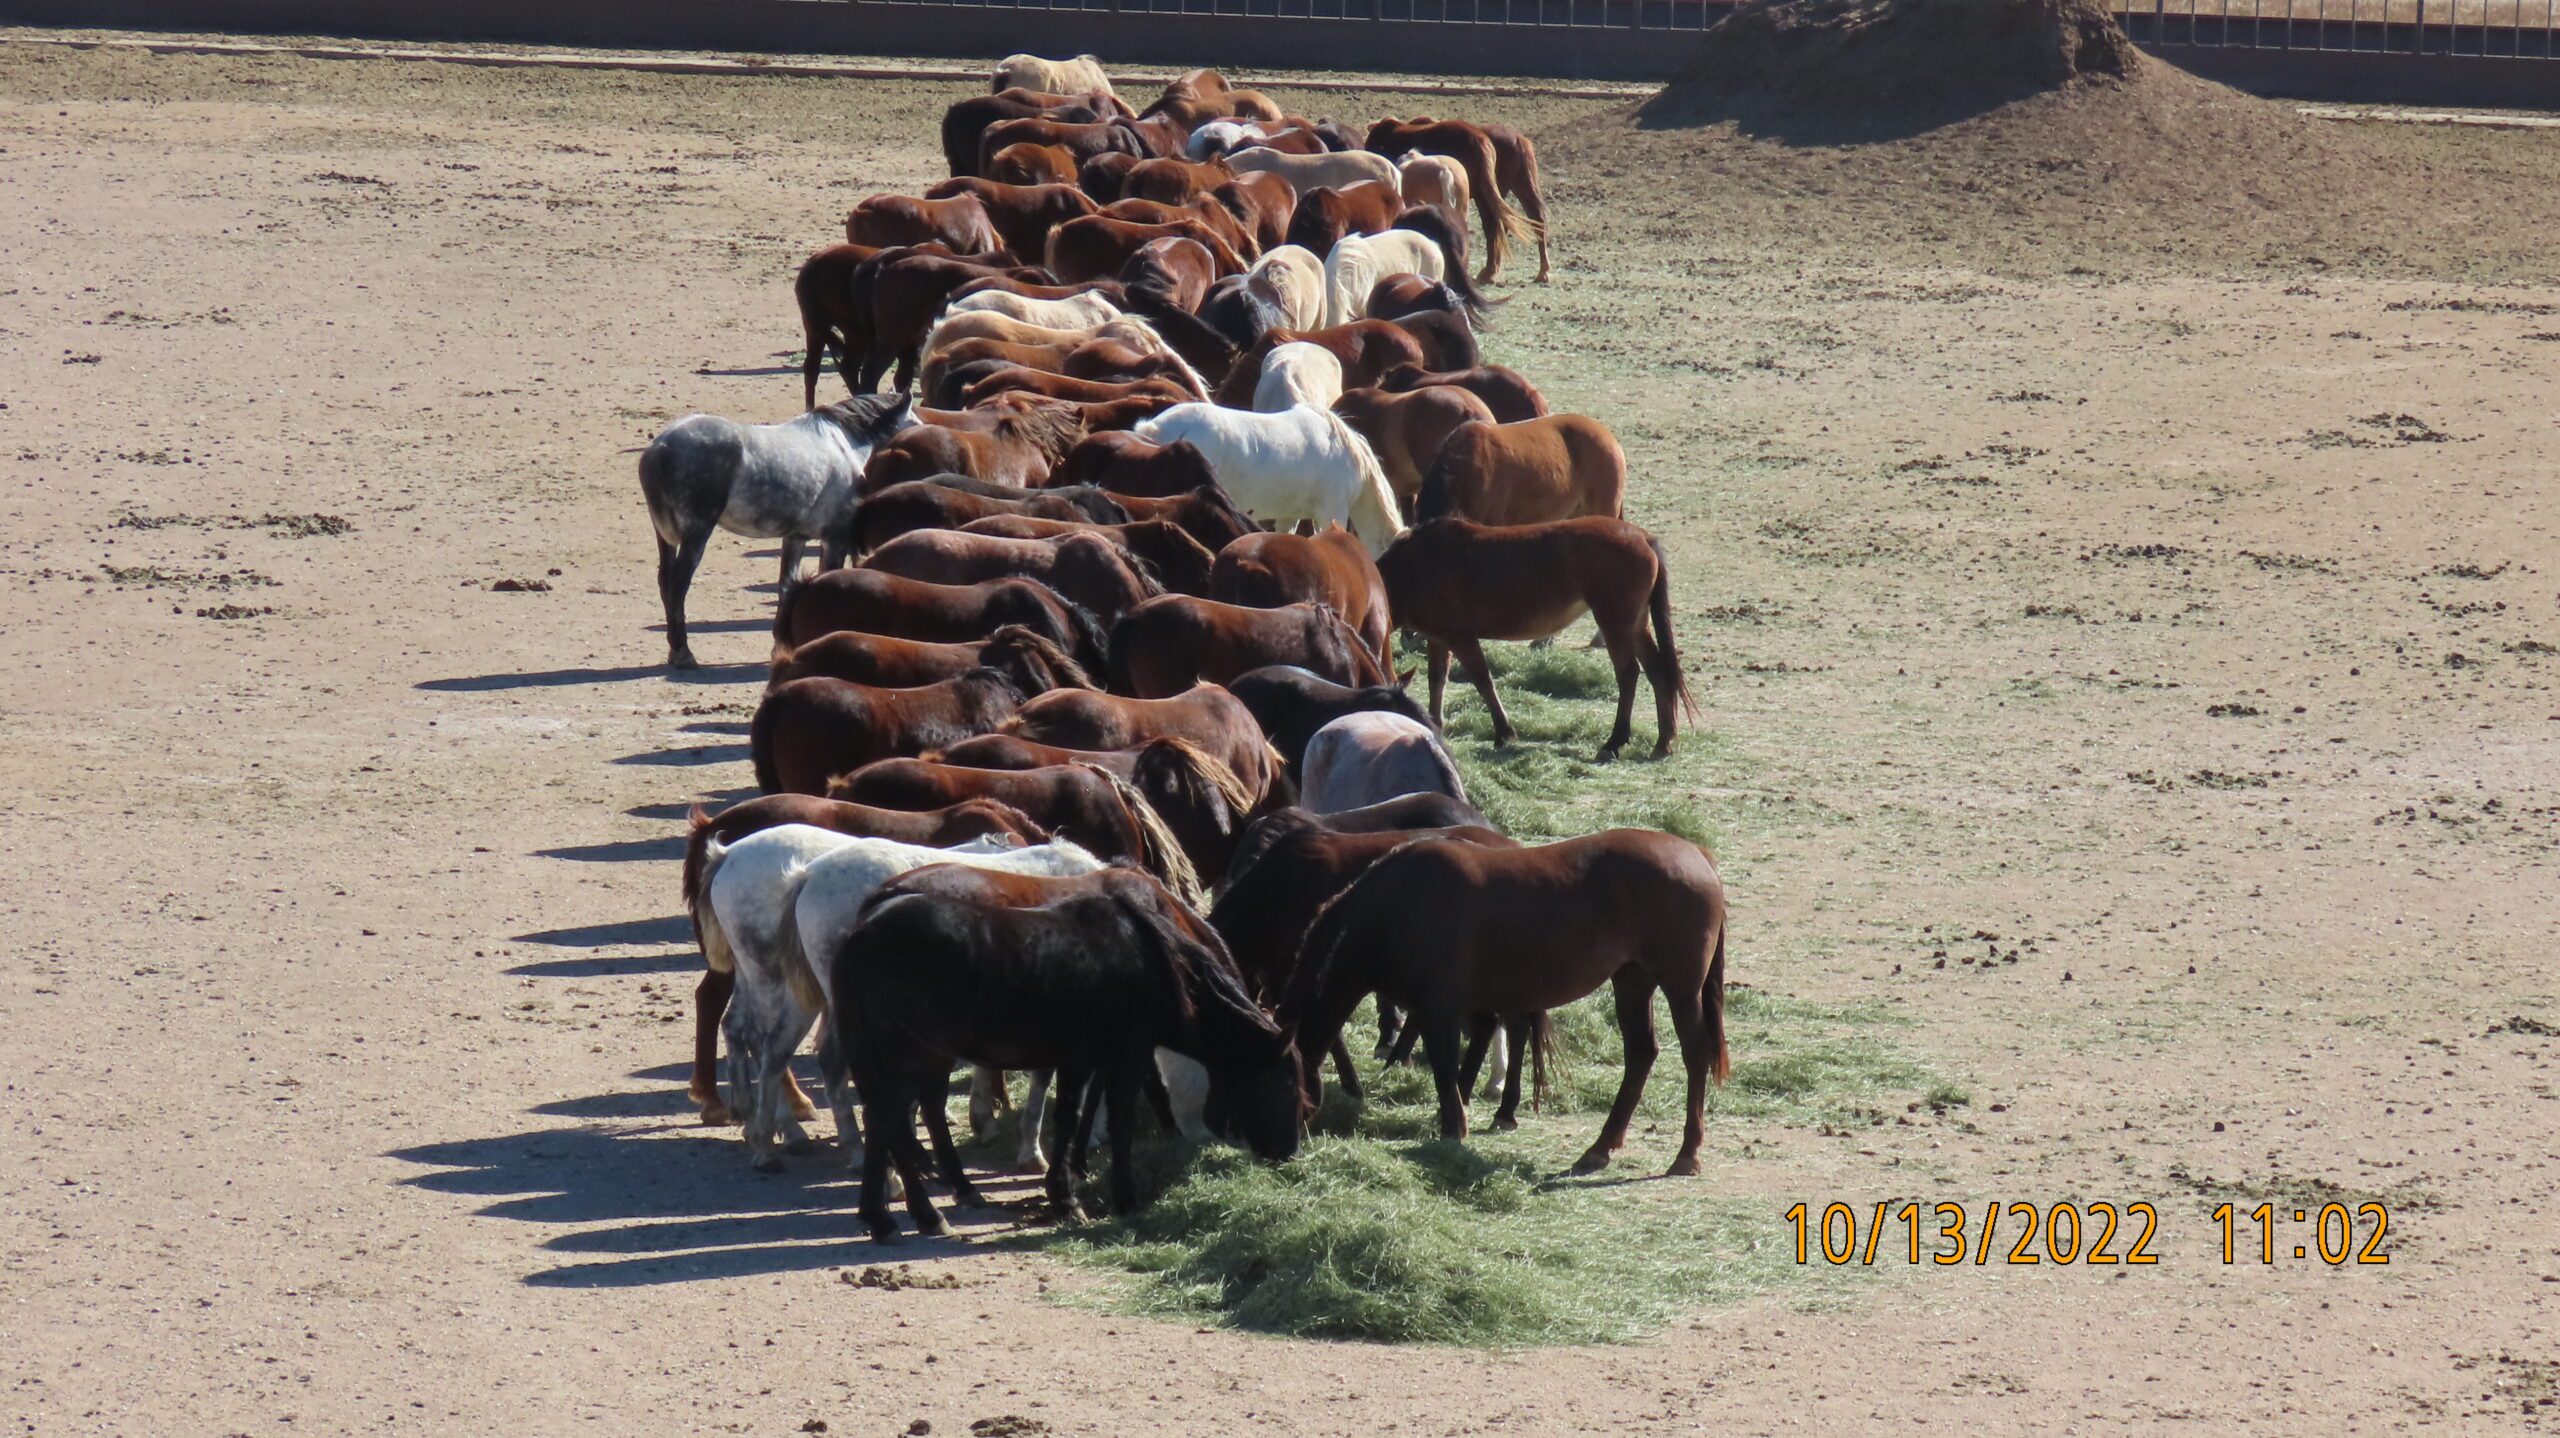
[2,32,2557,1436]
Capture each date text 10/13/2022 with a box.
[1785,1201,2395,1267]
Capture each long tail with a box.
[1090,763,1207,913]
[771,573,805,664]
[1319,408,1404,556]
[1529,1010,1555,1111]
[694,834,740,976]
[749,690,787,795]
[1704,923,1730,1084]
[1643,533,1703,726]
[681,804,719,909]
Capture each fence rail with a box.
[2111,0,2560,55]
[859,0,1735,29]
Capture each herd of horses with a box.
[635,55,1729,1242]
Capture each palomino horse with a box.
[1252,341,1346,412]
[1299,710,1467,815]
[1224,146,1401,203]
[857,529,1164,623]
[1376,362,1550,424]
[1109,595,1388,698]
[1414,414,1629,527]
[994,53,1115,100]
[1207,527,1393,664]
[639,393,916,669]
[696,826,1105,1171]
[1224,664,1432,777]
[1374,516,1697,758]
[680,795,1051,1125]
[833,869,1300,1240]
[1242,244,1328,335]
[773,570,1111,675]
[1332,383,1496,512]
[1133,403,1405,555]
[768,624,1097,692]
[1397,154,1470,231]
[940,286,1125,334]
[1282,829,1728,1170]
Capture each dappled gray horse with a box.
[1300,710,1467,815]
[639,393,915,668]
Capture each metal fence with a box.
[858,0,1735,28]
[2113,0,2560,57]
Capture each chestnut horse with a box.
[751,670,1036,796]
[1387,308,1480,374]
[795,242,881,410]
[1046,431,1220,497]
[1100,483,1262,552]
[845,476,1126,556]
[1214,172,1298,255]
[1414,414,1628,527]
[1102,196,1257,265]
[923,178,1101,260]
[978,117,1150,175]
[1331,383,1495,512]
[1362,118,1546,283]
[1280,829,1727,1171]
[859,529,1163,623]
[769,624,1097,692]
[775,570,1111,675]
[1206,526,1393,664]
[1377,362,1550,424]
[845,194,1008,257]
[861,400,1087,489]
[1123,155,1234,206]
[1004,683,1285,807]
[958,515,1219,596]
[1214,321,1428,407]
[943,89,1124,177]
[1282,181,1402,258]
[988,142,1080,187]
[1048,215,1247,284]
[1374,516,1697,757]
[1108,595,1387,698]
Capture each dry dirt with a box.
[2,31,2557,1437]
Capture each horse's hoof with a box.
[1009,1154,1048,1175]
[1493,1116,1520,1132]
[668,650,700,671]
[916,1214,954,1239]
[783,1135,816,1156]
[867,1223,903,1245]
[953,1184,988,1210]
[1594,746,1622,764]
[1665,1153,1703,1178]
[1569,1149,1612,1175]
[695,1096,736,1126]
[750,1152,784,1174]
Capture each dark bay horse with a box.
[845,475,1128,556]
[1205,526,1394,664]
[1376,362,1550,424]
[859,529,1164,624]
[1224,664,1433,777]
[1107,595,1388,698]
[1046,431,1219,497]
[1004,682,1285,808]
[751,671,1033,796]
[774,571,1111,676]
[1281,829,1728,1173]
[768,624,1096,692]
[957,515,1219,596]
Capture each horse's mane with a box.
[1047,591,1114,674]
[1274,832,1444,1029]
[1178,480,1256,543]
[1218,806,1322,896]
[1113,882,1283,1043]
[1314,408,1406,556]
[1107,314,1212,400]
[1134,734,1256,820]
[982,623,1097,692]
[991,396,1089,464]
[817,390,913,440]
[1086,763,1208,912]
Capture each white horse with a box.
[697,826,1105,1172]
[1322,230,1452,328]
[1187,120,1268,161]
[638,393,915,668]
[994,53,1114,100]
[939,288,1122,334]
[1244,244,1327,333]
[1224,146,1402,198]
[1253,341,1345,413]
[1134,403,1406,556]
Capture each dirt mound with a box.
[1641,0,2141,136]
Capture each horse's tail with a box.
[1089,763,1208,913]
[694,833,741,976]
[793,260,843,410]
[681,803,720,910]
[1112,307,1216,399]
[1413,434,1462,525]
[1643,532,1703,727]
[771,572,806,664]
[776,872,827,1018]
[1318,407,1404,556]
[1704,921,1730,1085]
[1528,1010,1556,1111]
[749,690,788,795]
[1396,207,1499,326]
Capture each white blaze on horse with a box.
[638,393,915,669]
[1252,341,1346,413]
[695,825,1107,1172]
[1134,402,1406,557]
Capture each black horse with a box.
[1224,663,1434,778]
[829,866,1301,1241]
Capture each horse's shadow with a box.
[417,662,764,692]
[611,742,750,768]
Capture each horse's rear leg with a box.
[692,967,736,1124]
[1575,967,1659,1174]
[1102,1064,1145,1215]
[657,529,711,670]
[1514,183,1552,284]
[1659,980,1714,1177]
[813,1023,863,1171]
[1450,636,1516,746]
[1637,629,1681,759]
[1014,1069,1054,1172]
[1373,998,1407,1063]
[778,535,807,590]
[1597,622,1642,759]
[1329,1034,1363,1099]
[918,1067,986,1207]
[1492,1017,1530,1130]
[802,325,828,412]
[1417,1007,1471,1141]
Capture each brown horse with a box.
[1108,595,1388,698]
[959,515,1218,596]
[1102,196,1256,264]
[980,117,1150,175]
[1100,482,1262,552]
[862,400,1086,489]
[1366,272,1464,324]
[931,732,1139,777]
[1387,308,1480,374]
[1047,430,1220,497]
[681,794,1054,1123]
[1215,321,1428,407]
[1362,118,1544,283]
[1123,155,1233,206]
[751,670,1036,796]
[769,623,1098,692]
[860,529,1163,622]
[1375,516,1696,757]
[1047,215,1246,283]
[988,142,1080,187]
[1332,383,1495,511]
[1005,682,1285,807]
[1206,526,1393,664]
[1281,830,1727,1171]
[942,89,1124,176]
[1078,150,1140,202]
[795,242,883,410]
[922,178,1101,261]
[1282,181,1402,257]
[847,477,1127,556]
[860,248,1049,392]
[829,758,1205,907]
[1414,414,1627,526]
[956,368,1192,412]
[775,570,1110,674]
[844,194,1008,257]
[1376,362,1550,424]
[1213,172,1298,255]
[1118,235,1219,312]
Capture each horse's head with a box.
[1204,1038,1307,1161]
[822,391,916,446]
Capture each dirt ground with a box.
[3,31,2558,1436]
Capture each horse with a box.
[679,794,1052,1125]
[858,529,1163,624]
[931,733,1261,884]
[1101,196,1257,265]
[1376,362,1550,424]
[794,243,881,410]
[828,758,1204,908]
[943,90,1126,177]
[774,570,1110,676]
[1387,308,1480,374]
[993,54,1116,101]
[845,476,1127,557]
[1118,234,1220,313]
[1215,321,1428,408]
[752,668,1050,797]
[860,249,1050,392]
[1185,119,1265,160]
[1099,482,1262,552]
[1238,244,1327,336]
[1414,414,1628,527]
[1375,517,1697,758]
[920,309,1155,365]
[941,286,1125,334]
[1047,431,1220,498]
[1321,228,1488,328]
[832,869,1300,1239]
[922,178,1101,260]
[1283,180,1402,258]
[1213,172,1297,255]
[1048,215,1246,284]
[1004,683,1285,809]
[1109,595,1388,698]
[696,825,1107,1171]
[1331,384,1494,512]
[1252,341,1345,412]
[1078,150,1140,203]
[957,515,1219,596]
[1280,829,1727,1169]
[1123,155,1234,206]
[1206,527,1393,664]
[1223,663,1432,777]
[845,194,1007,257]
[1300,709,1466,815]
[861,399,1087,489]
[1366,273,1468,326]
[955,369,1192,414]
[1362,118,1545,283]
[979,117,1149,176]
[1131,403,1404,556]
[1223,147,1402,204]
[1146,85,1285,130]
[769,623,1097,693]
[1396,154,1471,232]
[639,393,916,669]
[931,732,1139,777]
[987,141,1080,187]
